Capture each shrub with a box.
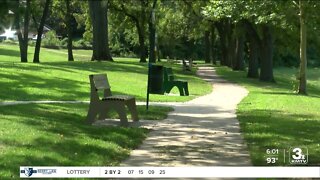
[73,39,92,49]
[3,39,17,45]
[60,38,68,48]
[41,30,61,49]
[28,40,35,46]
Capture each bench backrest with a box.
[92,74,111,90]
[89,74,112,100]
[164,67,175,82]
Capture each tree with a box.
[210,24,216,64]
[204,1,287,82]
[204,30,211,63]
[272,0,320,94]
[33,0,51,63]
[297,0,307,94]
[148,0,157,63]
[180,0,215,63]
[233,22,245,71]
[65,0,74,61]
[204,1,243,68]
[0,1,10,32]
[109,0,156,63]
[88,0,113,61]
[13,0,31,63]
[245,20,259,78]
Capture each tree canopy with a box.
[2,0,320,93]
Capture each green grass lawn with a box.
[0,43,195,179]
[215,66,320,166]
[0,103,172,178]
[0,43,211,102]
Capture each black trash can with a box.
[148,64,164,94]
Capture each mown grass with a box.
[0,43,211,102]
[215,66,320,166]
[0,103,172,178]
[0,43,195,179]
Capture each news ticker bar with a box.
[20,166,320,178]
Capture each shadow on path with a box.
[121,67,252,168]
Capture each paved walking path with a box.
[121,67,252,167]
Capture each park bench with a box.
[86,74,139,127]
[163,67,189,96]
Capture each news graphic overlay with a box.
[289,147,308,165]
[20,166,320,178]
[20,168,38,177]
[264,148,285,165]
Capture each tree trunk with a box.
[247,34,259,78]
[244,20,260,78]
[148,15,156,63]
[204,30,211,63]
[225,22,234,67]
[298,0,307,94]
[233,34,245,71]
[15,0,30,63]
[88,0,113,61]
[148,0,157,63]
[33,0,51,63]
[65,0,74,61]
[136,21,147,63]
[216,21,227,66]
[259,25,275,82]
[210,24,216,65]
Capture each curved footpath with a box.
[121,66,252,169]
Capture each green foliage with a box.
[60,37,68,47]
[2,39,17,45]
[42,30,61,49]
[0,1,12,32]
[73,39,92,49]
[48,0,85,38]
[156,1,209,59]
[203,1,287,26]
[28,40,36,46]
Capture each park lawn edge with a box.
[214,66,320,166]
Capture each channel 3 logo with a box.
[289,147,308,165]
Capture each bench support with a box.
[86,74,139,127]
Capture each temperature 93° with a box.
[266,157,278,164]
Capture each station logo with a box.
[20,167,57,177]
[20,168,37,177]
[289,147,308,165]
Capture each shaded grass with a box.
[215,66,320,166]
[0,103,172,178]
[0,44,211,102]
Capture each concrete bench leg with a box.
[98,108,108,120]
[127,99,139,122]
[114,104,129,127]
[86,104,99,124]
